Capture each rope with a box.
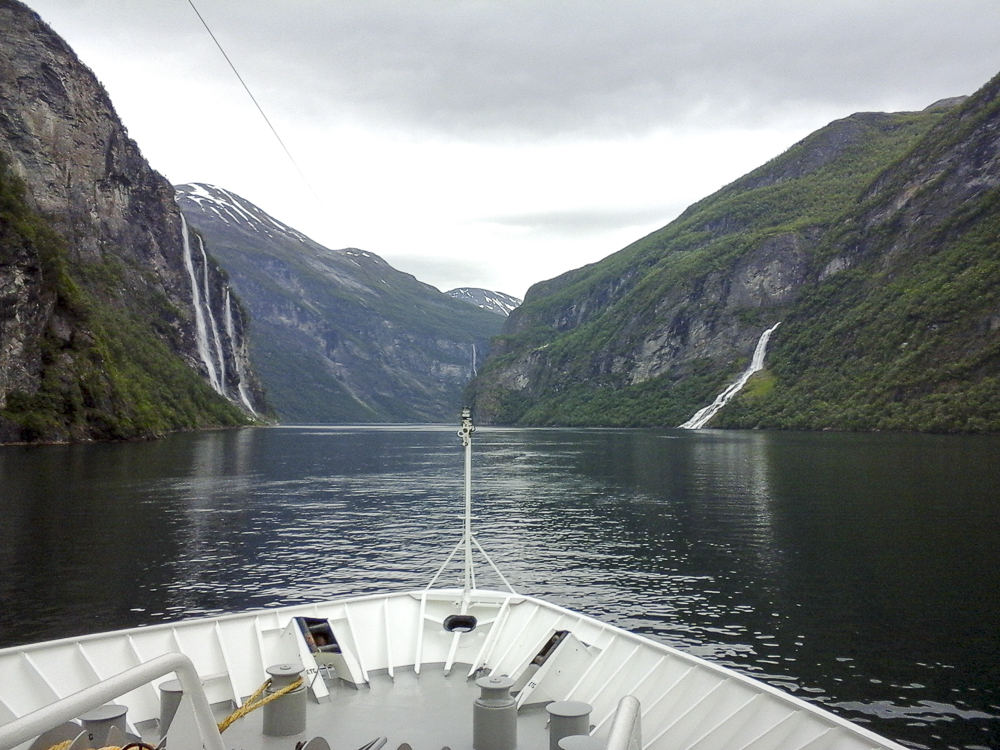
[217,677,304,733]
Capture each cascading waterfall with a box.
[180,214,258,413]
[679,322,781,429]
[180,214,222,393]
[471,343,477,377]
[197,233,227,392]
[224,288,257,414]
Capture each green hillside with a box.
[718,77,1000,432]
[472,75,1000,432]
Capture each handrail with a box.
[606,695,641,750]
[0,652,225,750]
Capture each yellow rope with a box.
[217,677,304,733]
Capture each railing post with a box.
[605,695,641,750]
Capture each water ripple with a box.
[2,426,999,750]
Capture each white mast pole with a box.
[460,407,475,594]
[427,407,516,595]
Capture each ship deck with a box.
[167,665,553,750]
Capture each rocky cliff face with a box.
[176,183,505,423]
[471,92,992,428]
[0,0,264,441]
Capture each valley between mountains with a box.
[175,183,508,424]
[3,0,1000,440]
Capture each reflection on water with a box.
[1,426,999,750]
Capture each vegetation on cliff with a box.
[717,76,1000,433]
[0,156,247,442]
[472,74,1000,432]
[0,1,259,443]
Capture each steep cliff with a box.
[0,0,265,441]
[716,74,1000,431]
[176,183,504,423]
[470,82,1000,430]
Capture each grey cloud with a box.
[198,0,1000,138]
[32,0,1000,140]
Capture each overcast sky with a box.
[25,0,1000,298]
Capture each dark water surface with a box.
[1,426,998,749]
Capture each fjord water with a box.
[1,427,998,749]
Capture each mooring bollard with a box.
[473,675,517,750]
[546,701,592,750]
[78,704,128,748]
[263,663,307,737]
[158,679,185,737]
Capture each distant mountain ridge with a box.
[176,183,505,423]
[446,287,521,316]
[471,76,1000,433]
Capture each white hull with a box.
[1,587,905,750]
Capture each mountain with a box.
[175,184,506,423]
[0,0,264,443]
[446,288,521,317]
[471,75,1000,432]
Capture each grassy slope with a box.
[0,158,248,441]
[717,215,1000,432]
[474,109,949,426]
[718,81,1000,432]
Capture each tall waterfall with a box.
[180,214,222,393]
[197,233,226,392]
[224,288,257,414]
[679,322,781,429]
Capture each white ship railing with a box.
[0,653,224,750]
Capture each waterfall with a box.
[224,288,257,414]
[180,214,256,413]
[180,214,222,393]
[679,322,781,429]
[471,343,477,377]
[197,233,227,393]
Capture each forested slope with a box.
[718,76,1000,431]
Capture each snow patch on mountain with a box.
[446,287,521,316]
[175,183,310,243]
